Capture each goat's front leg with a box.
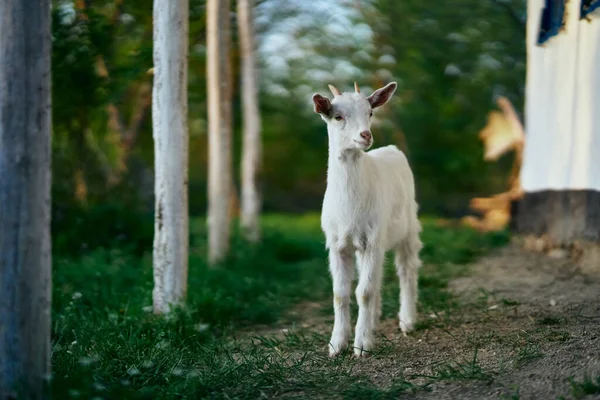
[328,248,355,356]
[354,249,384,357]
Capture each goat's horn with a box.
[328,84,342,97]
[354,82,360,93]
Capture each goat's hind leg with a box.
[373,283,382,329]
[328,248,355,356]
[395,236,422,335]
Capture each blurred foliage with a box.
[52,199,154,257]
[367,0,526,214]
[51,0,526,224]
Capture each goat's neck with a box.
[326,137,366,192]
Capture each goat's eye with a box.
[369,110,373,117]
[335,115,343,121]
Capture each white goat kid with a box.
[312,82,422,357]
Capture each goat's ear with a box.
[312,94,332,117]
[367,82,397,109]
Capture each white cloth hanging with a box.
[522,0,600,192]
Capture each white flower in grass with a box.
[141,360,154,369]
[92,382,106,392]
[171,368,184,376]
[79,357,95,366]
[155,340,170,350]
[142,305,153,313]
[127,367,141,376]
[187,369,200,378]
[119,13,135,25]
[72,292,83,300]
[444,64,462,77]
[447,32,468,43]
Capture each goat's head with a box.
[312,81,397,151]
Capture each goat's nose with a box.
[360,131,372,141]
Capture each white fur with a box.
[313,83,423,357]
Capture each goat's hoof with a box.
[353,346,372,358]
[329,346,344,357]
[399,319,415,335]
[353,338,373,357]
[328,338,348,357]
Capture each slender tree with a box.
[238,0,262,242]
[207,0,233,263]
[152,0,190,314]
[0,0,52,398]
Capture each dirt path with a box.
[416,245,600,399]
[249,244,600,399]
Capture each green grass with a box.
[501,387,520,400]
[428,347,492,382]
[501,298,521,306]
[569,375,600,399]
[515,342,543,367]
[536,315,564,326]
[51,214,509,399]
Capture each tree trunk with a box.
[513,190,600,245]
[207,0,233,264]
[0,1,52,398]
[152,0,189,314]
[237,0,262,242]
[516,0,600,246]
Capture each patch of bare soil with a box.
[376,244,600,399]
[425,244,600,400]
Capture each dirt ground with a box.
[414,244,600,399]
[252,244,600,399]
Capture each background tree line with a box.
[51,0,526,236]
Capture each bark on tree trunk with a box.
[0,1,52,398]
[207,0,233,263]
[152,0,189,314]
[513,190,600,245]
[237,0,262,242]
